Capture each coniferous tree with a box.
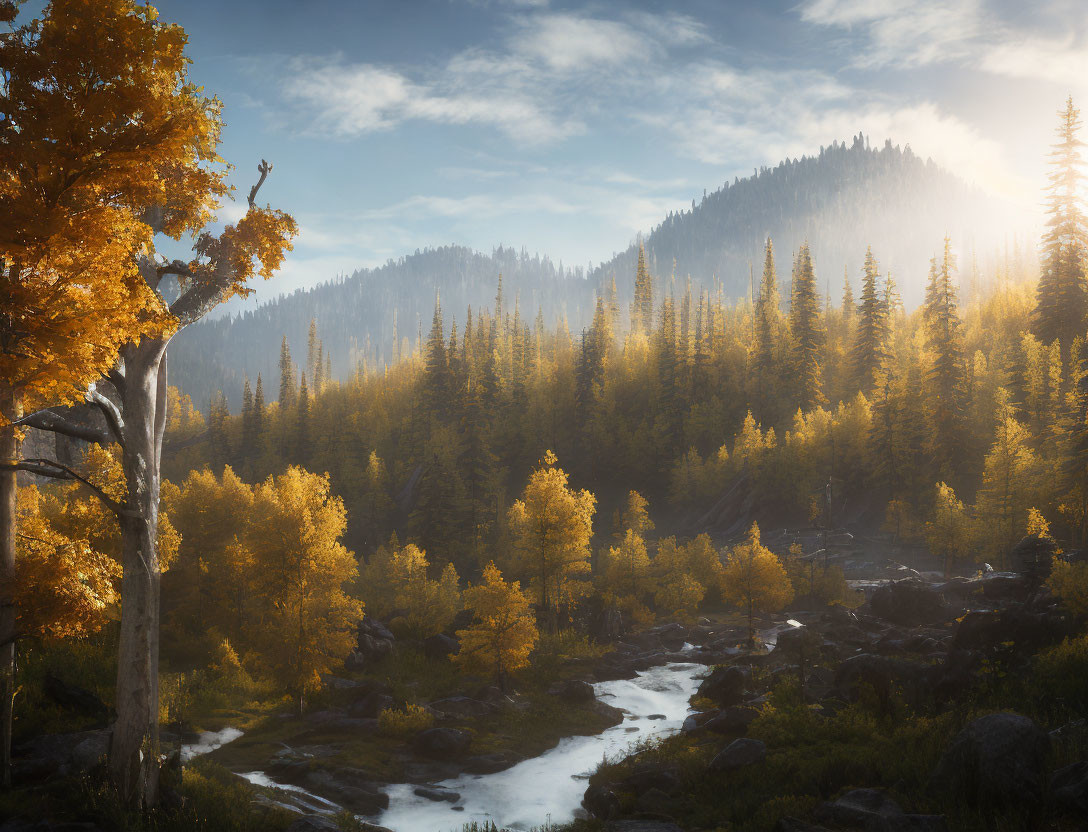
[239,375,254,469]
[278,336,296,409]
[851,247,889,393]
[789,242,826,411]
[631,243,654,337]
[753,238,781,419]
[424,295,449,418]
[296,373,311,466]
[1034,97,1087,356]
[923,238,967,481]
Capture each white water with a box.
[375,660,705,832]
[180,726,243,763]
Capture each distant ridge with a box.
[169,136,1008,409]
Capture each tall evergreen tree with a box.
[631,243,654,337]
[753,238,781,418]
[851,247,889,393]
[424,294,450,416]
[789,242,826,411]
[1034,97,1088,355]
[296,373,311,466]
[923,238,967,481]
[278,336,296,409]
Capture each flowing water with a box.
[375,659,705,832]
[180,726,244,763]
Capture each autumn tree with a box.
[923,238,967,481]
[2,0,297,804]
[454,562,538,687]
[359,539,461,639]
[631,243,654,338]
[247,467,361,714]
[753,238,782,419]
[926,482,974,575]
[507,451,595,629]
[720,523,793,646]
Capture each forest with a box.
[4,2,1088,832]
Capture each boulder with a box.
[349,692,394,719]
[12,729,111,783]
[1050,760,1088,816]
[413,727,471,759]
[696,666,747,706]
[709,738,766,771]
[423,633,459,661]
[358,618,395,641]
[814,788,947,832]
[428,696,495,719]
[357,633,393,663]
[833,654,923,702]
[464,752,520,773]
[681,711,715,734]
[1010,534,1058,580]
[285,818,341,832]
[547,679,596,703]
[584,782,620,820]
[867,579,948,627]
[929,713,1049,814]
[620,762,682,795]
[414,786,459,803]
[43,674,108,719]
[300,768,389,814]
[953,608,1072,655]
[704,707,759,737]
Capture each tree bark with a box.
[108,339,168,808]
[0,385,21,789]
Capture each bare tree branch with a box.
[248,159,272,208]
[13,409,111,446]
[6,458,129,517]
[88,386,125,446]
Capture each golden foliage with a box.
[455,562,538,680]
[359,539,461,639]
[720,523,793,642]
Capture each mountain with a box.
[169,135,1012,409]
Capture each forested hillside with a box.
[169,137,1008,409]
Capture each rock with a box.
[357,633,394,663]
[709,737,766,771]
[635,787,678,815]
[867,579,948,627]
[681,711,714,734]
[464,752,520,773]
[343,651,368,672]
[704,707,759,737]
[605,822,683,832]
[423,633,459,660]
[301,768,389,815]
[349,692,394,719]
[1010,534,1058,580]
[697,666,747,706]
[834,654,923,702]
[429,696,495,719]
[647,713,666,720]
[814,788,947,831]
[584,782,621,820]
[929,713,1049,814]
[358,617,395,641]
[1050,760,1088,816]
[43,674,108,719]
[620,762,682,795]
[12,729,111,782]
[413,727,471,759]
[414,786,459,803]
[953,608,1072,655]
[286,818,341,832]
[547,679,596,703]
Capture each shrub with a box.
[378,703,434,736]
[1034,632,1088,711]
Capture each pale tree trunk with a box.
[108,339,168,808]
[0,385,21,788]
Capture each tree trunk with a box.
[109,340,168,808]
[0,385,21,789]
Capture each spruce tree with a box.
[753,238,781,419]
[1034,97,1088,356]
[253,373,266,465]
[424,294,449,417]
[296,373,311,466]
[240,375,254,469]
[631,243,654,337]
[278,336,296,409]
[789,242,826,411]
[851,247,889,393]
[923,238,967,482]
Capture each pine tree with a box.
[631,243,654,337]
[754,238,781,418]
[252,374,266,474]
[240,375,254,469]
[789,242,826,411]
[306,318,319,385]
[851,247,889,393]
[296,373,311,466]
[1034,97,1088,355]
[278,336,296,409]
[208,390,231,467]
[923,238,966,481]
[842,267,856,328]
[424,294,449,417]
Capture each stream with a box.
[376,659,704,832]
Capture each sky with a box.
[132,0,1088,303]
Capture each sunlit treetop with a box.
[0,0,295,415]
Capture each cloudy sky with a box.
[146,0,1087,302]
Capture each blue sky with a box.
[135,0,1088,302]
